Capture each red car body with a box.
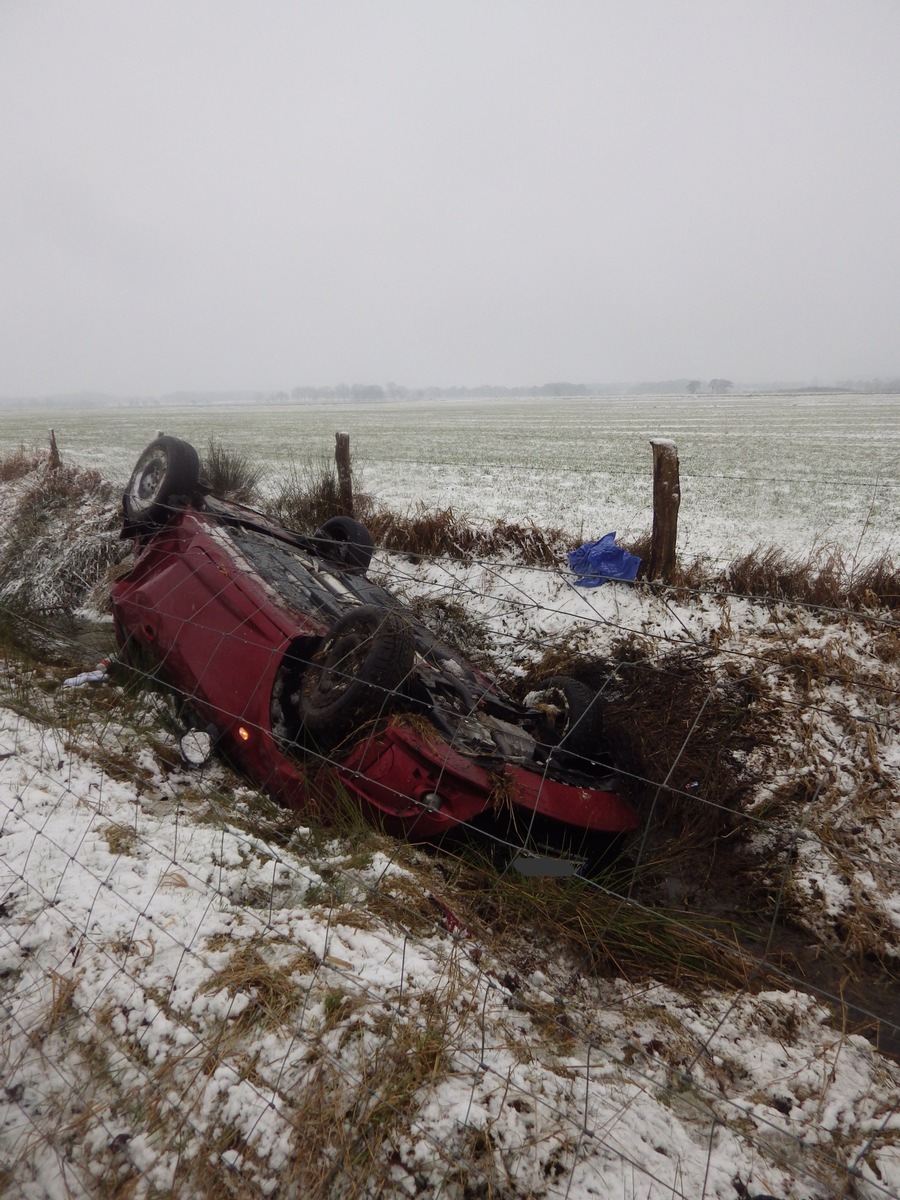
[111,442,637,870]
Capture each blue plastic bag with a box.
[568,532,641,588]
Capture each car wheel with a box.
[123,437,201,526]
[300,605,415,745]
[313,516,374,573]
[529,675,604,763]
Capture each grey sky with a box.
[2,1,898,394]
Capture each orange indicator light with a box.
[238,726,250,741]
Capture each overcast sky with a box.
[1,2,898,395]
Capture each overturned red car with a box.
[111,436,637,874]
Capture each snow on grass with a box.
[3,689,900,1198]
[3,392,899,562]
[373,549,900,963]
[0,457,125,622]
[2,447,900,1196]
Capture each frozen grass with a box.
[2,391,898,562]
[0,443,44,482]
[267,452,359,531]
[3,441,900,1196]
[200,436,265,504]
[723,543,900,611]
[3,637,900,1197]
[0,449,126,630]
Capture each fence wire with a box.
[1,504,899,1198]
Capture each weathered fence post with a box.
[335,431,353,517]
[48,429,61,470]
[648,438,680,580]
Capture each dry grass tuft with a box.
[0,444,46,482]
[0,452,125,628]
[200,437,265,503]
[365,874,441,937]
[367,504,570,566]
[102,824,137,856]
[43,970,82,1036]
[723,543,899,611]
[849,552,900,610]
[281,978,460,1196]
[199,943,308,1031]
[266,454,374,532]
[445,850,757,992]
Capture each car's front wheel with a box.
[123,436,200,526]
[300,605,415,746]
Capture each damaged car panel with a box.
[111,436,638,871]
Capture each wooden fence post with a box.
[48,429,61,470]
[335,431,353,517]
[648,438,680,580]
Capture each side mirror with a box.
[179,729,213,768]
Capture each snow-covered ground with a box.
[373,552,900,965]
[3,693,899,1199]
[2,452,900,1197]
[2,392,898,562]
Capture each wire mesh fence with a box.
[1,436,900,1198]
[2,562,899,1195]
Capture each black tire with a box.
[312,516,374,573]
[123,437,200,526]
[529,675,604,763]
[300,605,415,744]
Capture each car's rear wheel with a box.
[313,516,374,573]
[300,605,415,745]
[529,675,604,764]
[123,437,200,526]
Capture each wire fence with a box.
[1,501,900,1197]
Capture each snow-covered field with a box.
[2,392,898,563]
[1,445,900,1197]
[3,692,898,1200]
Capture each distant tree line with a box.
[250,377,900,407]
[685,379,733,394]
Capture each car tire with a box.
[530,675,603,763]
[313,516,374,573]
[123,437,201,526]
[300,605,415,745]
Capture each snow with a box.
[3,649,900,1197]
[2,455,900,1196]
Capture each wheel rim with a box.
[130,451,167,508]
[310,631,371,701]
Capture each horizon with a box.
[3,375,900,409]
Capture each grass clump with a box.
[723,543,899,611]
[200,437,264,503]
[199,943,308,1032]
[102,824,137,856]
[443,849,758,993]
[0,445,45,483]
[266,454,358,531]
[367,504,570,566]
[0,449,125,624]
